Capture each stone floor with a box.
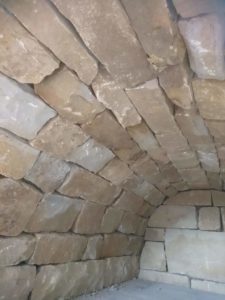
[77,279,225,300]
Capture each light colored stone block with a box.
[212,191,225,206]
[165,190,211,206]
[140,242,166,271]
[148,205,197,229]
[101,234,129,258]
[166,229,225,283]
[83,235,103,260]
[145,228,165,242]
[118,212,142,235]
[114,190,144,215]
[101,207,124,233]
[199,207,221,231]
[191,279,225,295]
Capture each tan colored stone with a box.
[58,165,119,205]
[206,120,225,143]
[0,266,36,300]
[0,178,41,236]
[149,205,197,229]
[0,7,58,84]
[0,235,35,266]
[25,194,83,233]
[126,236,143,256]
[101,207,124,233]
[25,152,70,192]
[2,0,97,85]
[29,233,87,265]
[212,191,225,206]
[35,67,104,124]
[0,130,39,180]
[83,235,103,260]
[179,167,209,189]
[52,0,154,88]
[118,212,142,234]
[172,181,189,191]
[145,228,165,242]
[137,218,148,237]
[197,150,220,172]
[31,116,88,160]
[114,190,144,214]
[101,233,129,257]
[221,208,225,230]
[156,131,189,153]
[138,202,156,218]
[207,172,222,190]
[199,207,221,231]
[165,190,212,206]
[122,0,185,71]
[140,242,166,271]
[93,68,141,127]
[160,163,183,184]
[169,150,199,170]
[82,110,141,162]
[73,201,106,235]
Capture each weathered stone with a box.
[179,15,225,80]
[191,279,225,296]
[0,266,36,300]
[0,235,35,266]
[93,68,141,127]
[138,202,156,218]
[172,181,189,191]
[31,116,88,160]
[25,194,83,233]
[101,207,124,233]
[0,178,41,236]
[29,233,87,265]
[2,0,98,85]
[212,191,225,206]
[122,0,185,72]
[199,207,221,231]
[139,270,189,287]
[52,0,154,87]
[114,190,144,214]
[207,172,222,190]
[137,218,148,237]
[99,158,133,185]
[58,165,119,205]
[159,62,193,109]
[206,120,225,142]
[221,208,225,230]
[168,150,199,169]
[67,138,114,172]
[0,7,58,84]
[35,67,104,124]
[179,167,209,189]
[25,152,70,192]
[0,73,56,139]
[149,205,197,229]
[73,201,106,235]
[82,110,141,162]
[83,235,103,260]
[0,130,39,180]
[165,190,211,206]
[156,131,189,153]
[118,212,142,234]
[145,228,165,242]
[160,163,183,184]
[140,242,166,271]
[126,236,143,256]
[163,186,178,198]
[101,233,129,257]
[166,229,225,283]
[197,150,220,172]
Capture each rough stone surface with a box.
[101,234,129,258]
[0,7,58,83]
[165,190,212,206]
[178,167,209,189]
[83,235,103,260]
[140,242,166,271]
[25,194,83,233]
[52,0,154,87]
[119,212,143,235]
[148,205,197,229]
[0,178,42,236]
[101,207,124,233]
[199,207,221,231]
[212,191,225,206]
[145,228,165,242]
[114,190,144,215]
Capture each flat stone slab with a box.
[165,190,212,206]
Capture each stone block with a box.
[101,233,129,257]
[137,218,148,237]
[140,242,166,271]
[0,7,58,84]
[212,191,225,206]
[191,279,225,296]
[206,120,225,143]
[29,233,87,265]
[118,212,142,234]
[165,190,211,206]
[221,208,225,230]
[52,0,154,87]
[58,165,119,205]
[197,150,220,172]
[207,172,222,190]
[83,235,103,260]
[148,205,197,229]
[199,207,221,231]
[25,152,70,192]
[145,228,165,242]
[156,131,189,153]
[114,190,144,214]
[25,194,83,233]
[165,229,225,283]
[168,150,199,169]
[179,15,225,80]
[101,207,124,233]
[126,236,143,256]
[0,178,41,236]
[138,202,156,218]
[179,167,209,189]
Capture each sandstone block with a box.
[168,150,199,169]
[0,130,39,180]
[0,178,41,236]
[83,235,103,260]
[140,242,166,271]
[148,205,197,229]
[206,120,225,143]
[101,233,129,257]
[165,190,211,206]
[126,236,143,256]
[197,150,220,172]
[179,167,209,189]
[0,7,58,84]
[191,279,225,296]
[118,212,143,235]
[114,190,144,214]
[138,202,156,218]
[58,165,119,205]
[145,228,165,242]
[212,191,225,206]
[199,207,221,231]
[207,172,222,190]
[137,218,148,237]
[25,194,83,233]
[101,207,124,233]
[156,131,189,153]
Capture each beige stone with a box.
[31,116,88,160]
[52,0,154,88]
[221,208,225,230]
[206,120,225,142]
[179,167,209,189]
[101,207,124,233]
[93,68,141,127]
[167,150,199,170]
[25,194,83,233]
[2,0,97,84]
[83,236,103,260]
[73,201,106,235]
[140,242,166,271]
[0,178,41,236]
[207,172,222,190]
[149,205,197,229]
[212,191,225,206]
[101,233,129,257]
[0,266,36,300]
[0,130,39,180]
[114,190,144,215]
[179,15,225,80]
[191,279,225,296]
[137,218,148,237]
[122,0,185,71]
[197,150,220,173]
[156,131,189,153]
[165,190,212,206]
[127,236,143,256]
[58,165,119,205]
[118,212,142,234]
[199,207,221,231]
[25,152,70,192]
[145,228,165,242]
[0,7,58,84]
[35,67,104,124]
[29,233,87,265]
[160,163,183,184]
[0,235,35,266]
[138,202,156,218]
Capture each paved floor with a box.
[77,279,225,300]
